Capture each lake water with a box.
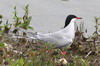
[0,0,100,36]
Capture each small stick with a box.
[93,59,97,64]
[85,51,92,58]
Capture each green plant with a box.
[13,5,33,30]
[0,42,5,48]
[11,58,24,66]
[3,20,12,33]
[0,15,11,35]
[93,17,100,35]
[91,17,100,52]
[0,15,4,36]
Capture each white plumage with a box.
[11,15,82,49]
[35,18,76,48]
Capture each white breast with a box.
[36,19,76,48]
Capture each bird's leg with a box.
[60,48,68,55]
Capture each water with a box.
[0,0,100,35]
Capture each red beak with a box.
[76,17,82,19]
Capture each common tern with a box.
[11,15,82,54]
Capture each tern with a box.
[12,15,82,54]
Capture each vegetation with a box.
[13,5,33,30]
[0,5,100,66]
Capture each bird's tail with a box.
[9,27,38,39]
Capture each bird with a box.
[11,15,82,54]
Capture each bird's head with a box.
[64,15,82,28]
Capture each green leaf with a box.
[0,25,3,28]
[27,16,32,23]
[24,16,32,25]
[0,15,3,18]
[0,42,5,48]
[17,58,24,66]
[12,58,24,66]
[0,30,4,35]
[17,23,27,28]
[27,26,33,30]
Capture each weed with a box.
[13,5,33,30]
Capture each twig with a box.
[93,59,97,64]
[85,51,92,58]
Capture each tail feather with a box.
[19,28,38,39]
[9,28,38,39]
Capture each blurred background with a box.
[0,0,100,35]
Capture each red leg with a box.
[60,48,67,55]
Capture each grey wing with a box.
[36,32,62,43]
